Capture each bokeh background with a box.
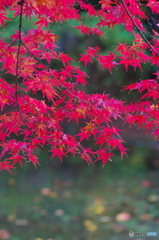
[0,1,159,240]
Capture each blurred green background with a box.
[0,3,159,240]
[1,159,159,240]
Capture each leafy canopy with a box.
[0,0,159,172]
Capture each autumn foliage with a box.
[0,0,159,172]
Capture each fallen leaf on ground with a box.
[50,191,58,198]
[148,195,159,202]
[139,214,152,221]
[116,212,131,221]
[7,214,16,222]
[15,219,28,226]
[0,230,10,240]
[84,220,97,232]
[40,188,51,196]
[99,216,111,222]
[54,209,65,216]
[141,180,151,188]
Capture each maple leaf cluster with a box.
[0,0,159,172]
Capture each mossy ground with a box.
[0,156,159,240]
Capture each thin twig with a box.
[15,0,35,139]
[0,15,19,30]
[120,0,159,56]
[21,41,92,104]
[0,38,18,58]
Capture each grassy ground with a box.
[0,156,159,240]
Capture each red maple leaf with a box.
[96,149,114,166]
[79,54,93,67]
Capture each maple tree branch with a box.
[15,0,35,139]
[0,15,19,58]
[0,38,18,58]
[120,0,159,56]
[20,41,92,104]
[0,15,19,30]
